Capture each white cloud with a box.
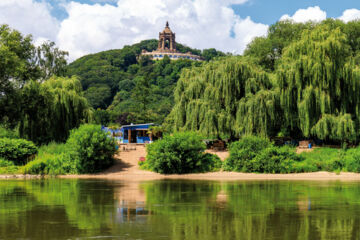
[339,9,360,23]
[56,0,267,60]
[1,1,360,63]
[280,6,327,23]
[0,0,60,43]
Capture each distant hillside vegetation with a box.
[66,39,225,125]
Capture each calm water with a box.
[1,179,360,240]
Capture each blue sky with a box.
[3,0,359,60]
[233,0,360,24]
[47,0,360,24]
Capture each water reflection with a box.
[1,180,360,239]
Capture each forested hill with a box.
[66,39,225,125]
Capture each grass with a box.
[0,158,21,174]
[295,147,360,173]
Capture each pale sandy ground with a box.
[59,145,360,182]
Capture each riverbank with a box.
[2,145,360,181]
[59,145,360,181]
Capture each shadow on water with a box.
[1,179,360,239]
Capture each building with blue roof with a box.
[103,123,157,144]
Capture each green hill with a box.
[66,39,225,125]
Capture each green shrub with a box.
[23,125,117,175]
[66,124,117,173]
[37,142,68,155]
[143,132,220,174]
[0,126,18,139]
[0,158,15,167]
[344,148,360,173]
[0,158,19,174]
[223,136,272,172]
[23,158,47,175]
[36,143,77,174]
[250,146,302,173]
[0,138,37,165]
[299,148,346,172]
[24,152,77,175]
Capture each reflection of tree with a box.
[141,180,360,240]
[0,180,117,238]
[1,180,360,239]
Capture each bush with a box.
[298,148,346,172]
[250,146,302,173]
[23,158,47,175]
[0,158,15,167]
[0,158,19,174]
[23,148,76,175]
[0,126,18,139]
[344,148,360,173]
[66,124,117,173]
[223,136,272,172]
[142,132,221,174]
[23,125,117,175]
[0,138,37,165]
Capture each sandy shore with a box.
[58,145,360,182]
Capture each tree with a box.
[0,25,39,126]
[277,24,360,142]
[244,20,314,71]
[0,25,70,128]
[19,76,93,144]
[168,57,275,139]
[202,48,225,61]
[93,109,111,126]
[34,41,68,80]
[84,84,111,109]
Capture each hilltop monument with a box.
[141,22,202,61]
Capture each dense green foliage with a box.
[0,138,37,165]
[0,158,18,174]
[0,25,69,128]
[19,76,93,144]
[223,136,360,173]
[67,40,225,125]
[66,124,117,173]
[23,124,117,175]
[141,132,221,174]
[223,136,271,171]
[0,126,19,139]
[23,143,75,175]
[170,19,360,144]
[296,147,360,173]
[223,136,301,173]
[167,57,277,138]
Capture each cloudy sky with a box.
[1,0,359,61]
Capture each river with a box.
[0,179,359,239]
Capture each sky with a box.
[1,0,359,61]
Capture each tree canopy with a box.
[19,76,92,144]
[169,19,360,143]
[67,40,225,125]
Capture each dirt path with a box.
[59,145,360,182]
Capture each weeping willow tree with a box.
[167,57,278,139]
[19,76,93,144]
[277,24,360,142]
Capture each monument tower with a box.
[158,21,176,52]
[141,22,201,61]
